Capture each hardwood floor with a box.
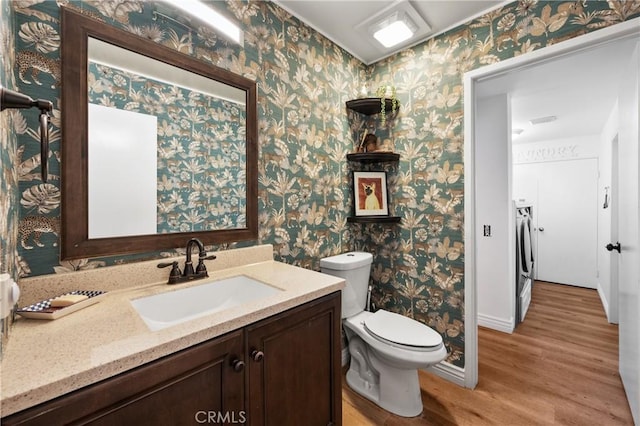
[342,281,633,425]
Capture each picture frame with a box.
[352,171,389,217]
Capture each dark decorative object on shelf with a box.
[361,134,378,152]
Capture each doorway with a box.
[513,158,598,288]
[462,17,640,399]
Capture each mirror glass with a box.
[61,7,257,259]
[87,38,247,238]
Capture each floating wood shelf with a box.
[347,152,400,163]
[346,98,398,116]
[347,216,401,224]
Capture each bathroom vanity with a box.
[1,245,344,425]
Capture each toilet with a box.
[320,252,447,418]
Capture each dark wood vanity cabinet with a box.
[246,292,342,425]
[3,292,341,426]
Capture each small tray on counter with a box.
[16,290,107,320]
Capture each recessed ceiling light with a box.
[372,12,417,48]
[529,115,557,125]
[164,0,243,45]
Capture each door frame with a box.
[609,134,620,324]
[462,18,640,389]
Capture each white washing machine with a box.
[515,202,535,324]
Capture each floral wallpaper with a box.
[1,0,18,277]
[87,62,247,232]
[364,0,640,365]
[7,0,640,368]
[1,0,19,353]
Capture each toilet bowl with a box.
[320,252,447,417]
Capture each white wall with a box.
[513,135,600,165]
[597,104,619,323]
[476,94,514,333]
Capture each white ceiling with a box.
[274,0,505,64]
[477,35,639,144]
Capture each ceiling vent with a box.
[529,115,557,125]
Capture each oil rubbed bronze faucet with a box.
[157,238,217,284]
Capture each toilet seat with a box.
[363,310,443,352]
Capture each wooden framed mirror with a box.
[60,7,257,260]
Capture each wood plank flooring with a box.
[342,281,633,425]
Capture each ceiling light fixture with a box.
[372,12,417,48]
[166,0,243,45]
[512,128,524,135]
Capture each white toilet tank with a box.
[320,252,373,318]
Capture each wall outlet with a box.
[483,225,491,237]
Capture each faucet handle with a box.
[196,254,216,274]
[157,261,181,280]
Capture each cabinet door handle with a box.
[250,349,264,362]
[231,358,245,372]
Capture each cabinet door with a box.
[3,330,245,426]
[245,292,341,426]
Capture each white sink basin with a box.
[131,275,281,331]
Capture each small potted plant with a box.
[375,84,398,125]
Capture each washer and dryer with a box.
[515,202,535,325]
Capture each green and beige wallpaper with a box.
[1,0,18,278]
[1,0,18,349]
[4,0,640,367]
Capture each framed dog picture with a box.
[352,171,389,216]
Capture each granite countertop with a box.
[1,247,344,417]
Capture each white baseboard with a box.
[425,361,465,387]
[478,313,514,334]
[596,281,611,322]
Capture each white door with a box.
[516,159,598,288]
[616,42,640,424]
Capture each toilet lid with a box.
[363,310,443,348]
